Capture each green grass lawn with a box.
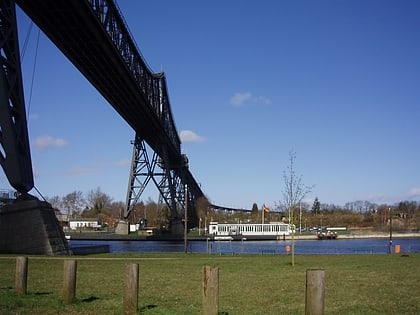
[1,253,419,314]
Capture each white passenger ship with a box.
[208,222,292,239]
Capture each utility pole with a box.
[184,185,188,253]
[389,207,393,254]
[262,205,264,224]
[291,207,295,267]
[299,202,302,235]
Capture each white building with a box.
[69,218,101,230]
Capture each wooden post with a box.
[124,263,139,315]
[15,256,28,295]
[203,266,219,315]
[305,269,325,315]
[63,259,77,304]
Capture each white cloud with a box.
[365,188,420,203]
[254,95,272,105]
[65,166,97,177]
[229,92,272,106]
[179,130,205,143]
[112,158,131,167]
[230,92,252,106]
[33,135,68,151]
[365,193,392,203]
[406,187,420,199]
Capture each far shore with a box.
[292,232,420,240]
[66,231,420,241]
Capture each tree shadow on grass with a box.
[34,291,52,296]
[81,296,99,303]
[139,304,157,313]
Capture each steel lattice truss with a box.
[86,0,180,155]
[125,134,196,226]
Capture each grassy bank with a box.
[0,253,419,314]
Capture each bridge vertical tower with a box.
[123,134,190,235]
[124,135,155,220]
[0,0,70,254]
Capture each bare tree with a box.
[196,197,211,235]
[47,195,62,210]
[282,150,313,266]
[86,187,113,213]
[62,191,85,217]
[196,197,211,221]
[282,150,313,222]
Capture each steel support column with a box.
[0,0,34,194]
[0,1,70,255]
[124,135,194,233]
[124,134,156,219]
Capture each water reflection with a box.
[70,238,420,255]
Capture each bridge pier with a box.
[115,221,129,235]
[0,196,71,255]
[170,219,185,236]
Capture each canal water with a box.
[69,238,420,255]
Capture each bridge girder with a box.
[16,0,182,167]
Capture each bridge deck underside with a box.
[16,0,181,166]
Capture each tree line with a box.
[46,186,419,232]
[289,198,420,232]
[46,187,173,229]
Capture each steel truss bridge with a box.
[1,0,250,232]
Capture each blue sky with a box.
[2,0,419,209]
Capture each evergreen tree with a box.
[312,197,321,215]
[251,203,259,222]
[251,203,259,214]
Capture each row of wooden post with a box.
[15,257,325,314]
[15,257,79,304]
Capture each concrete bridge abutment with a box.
[0,196,71,255]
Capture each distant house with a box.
[69,218,101,230]
[0,189,15,208]
[54,210,69,227]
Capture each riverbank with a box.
[66,231,420,241]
